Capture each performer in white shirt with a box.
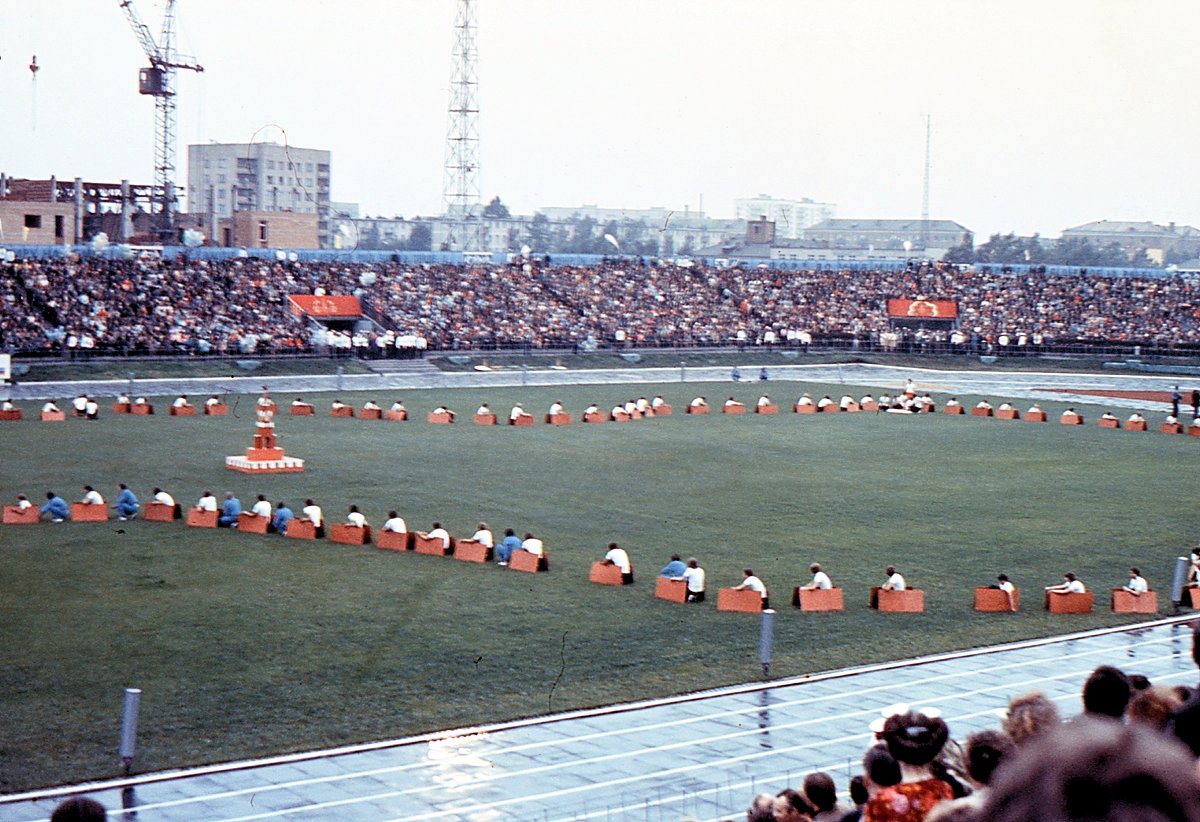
[471,522,494,548]
[603,542,633,584]
[757,395,772,407]
[382,511,407,533]
[547,401,564,416]
[362,400,381,411]
[476,403,492,416]
[205,396,221,407]
[682,558,706,603]
[1123,568,1149,595]
[84,398,99,419]
[81,486,105,505]
[15,494,33,510]
[390,400,406,412]
[882,566,906,591]
[302,499,325,537]
[42,401,61,413]
[427,522,451,549]
[172,395,190,408]
[510,403,529,422]
[733,568,769,608]
[197,490,219,512]
[651,395,666,409]
[346,505,367,527]
[72,395,88,415]
[995,573,1018,611]
[520,532,544,557]
[250,494,272,518]
[152,487,176,507]
[799,563,833,590]
[1045,572,1085,594]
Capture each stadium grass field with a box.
[0,380,1190,792]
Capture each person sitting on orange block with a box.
[547,401,565,417]
[998,402,1014,413]
[724,396,745,409]
[838,395,855,410]
[302,499,324,538]
[390,399,407,413]
[249,494,272,520]
[991,573,1018,611]
[346,505,368,528]
[152,487,176,509]
[602,542,634,584]
[733,568,769,608]
[1061,407,1080,421]
[689,396,708,410]
[796,393,815,408]
[636,397,652,414]
[799,563,833,591]
[476,403,491,416]
[382,510,407,535]
[682,558,706,602]
[520,532,545,558]
[84,397,99,419]
[14,493,33,511]
[1046,572,1086,595]
[976,400,994,412]
[1027,403,1044,415]
[362,400,381,411]
[1100,411,1119,423]
[623,399,639,416]
[757,394,773,408]
[471,522,494,550]
[882,566,906,591]
[205,396,221,409]
[172,394,191,409]
[427,521,451,549]
[116,393,131,406]
[1128,412,1146,425]
[861,394,876,407]
[1123,568,1149,596]
[1,399,14,411]
[583,403,600,417]
[330,399,349,412]
[79,486,105,510]
[610,402,627,419]
[292,397,308,408]
[71,395,88,416]
[41,400,62,415]
[509,403,532,423]
[817,395,835,411]
[197,490,218,512]
[432,405,456,422]
[651,395,667,411]
[878,393,893,408]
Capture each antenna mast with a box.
[442,0,482,252]
[921,114,931,250]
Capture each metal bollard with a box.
[1171,556,1189,611]
[119,688,141,773]
[759,609,775,678]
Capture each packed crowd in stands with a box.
[5,255,1200,356]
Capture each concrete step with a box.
[361,359,441,375]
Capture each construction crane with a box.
[118,0,202,241]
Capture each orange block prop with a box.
[974,587,1019,612]
[0,408,22,421]
[131,404,154,415]
[143,502,180,522]
[385,409,408,421]
[329,524,371,545]
[844,402,861,412]
[427,412,454,424]
[169,405,196,417]
[2,505,39,524]
[794,404,816,414]
[1161,422,1183,434]
[331,406,354,418]
[1045,591,1094,613]
[414,532,452,556]
[655,577,688,603]
[70,503,109,522]
[997,409,1020,420]
[1189,425,1200,438]
[453,539,490,563]
[1189,588,1200,608]
[286,519,317,540]
[755,404,779,415]
[111,402,131,414]
[862,401,880,412]
[611,410,631,422]
[546,413,573,425]
[204,403,228,416]
[819,404,838,413]
[1098,418,1120,429]
[1111,589,1157,613]
[236,513,270,534]
[1025,410,1047,422]
[971,407,993,417]
[792,587,844,611]
[871,587,925,612]
[186,508,217,528]
[510,415,535,426]
[360,408,382,420]
[655,404,673,415]
[717,588,764,612]
[722,404,746,415]
[290,404,315,416]
[510,549,548,573]
[583,411,606,423]
[1060,413,1083,425]
[41,410,65,421]
[589,561,625,586]
[943,405,964,414]
[687,405,710,415]
[376,529,411,551]
[1125,420,1147,431]
[474,413,498,426]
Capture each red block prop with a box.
[360,408,382,420]
[286,519,317,540]
[169,405,196,417]
[453,539,490,563]
[583,412,606,423]
[427,412,454,424]
[331,406,354,418]
[997,409,1020,420]
[722,404,746,415]
[1025,410,1048,422]
[186,508,217,528]
[655,577,688,602]
[2,505,39,524]
[589,561,625,586]
[545,413,573,425]
[237,513,270,534]
[290,404,315,416]
[143,502,180,522]
[330,524,371,545]
[204,403,228,416]
[510,550,548,573]
[41,410,65,421]
[474,413,498,426]
[792,587,844,611]
[717,588,764,612]
[376,529,412,551]
[687,405,710,415]
[385,409,408,421]
[414,532,453,556]
[870,587,925,612]
[944,405,964,415]
[1111,589,1157,613]
[1045,591,1094,613]
[974,587,1019,612]
[755,404,779,415]
[71,502,109,522]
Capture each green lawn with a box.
[0,382,1188,792]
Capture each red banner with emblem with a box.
[887,299,958,319]
[289,295,363,318]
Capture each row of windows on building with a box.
[202,158,317,172]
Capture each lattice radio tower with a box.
[442,0,482,252]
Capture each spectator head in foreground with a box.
[979,720,1200,822]
[51,797,106,821]
[1002,691,1061,745]
[1082,664,1132,719]
[772,787,814,822]
[881,710,950,767]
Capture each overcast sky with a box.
[1,1,1196,239]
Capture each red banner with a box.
[289,295,363,318]
[887,299,958,319]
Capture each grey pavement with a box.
[1,616,1196,821]
[5,362,1191,415]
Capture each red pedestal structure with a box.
[1025,410,1048,422]
[376,529,412,551]
[974,587,1019,612]
[1111,589,1157,613]
[870,587,925,612]
[143,502,181,522]
[655,577,688,603]
[427,412,454,424]
[944,404,964,415]
[589,562,626,586]
[329,524,371,545]
[755,404,779,415]
[204,403,228,416]
[474,413,498,426]
[862,401,880,412]
[3,505,39,524]
[510,550,548,573]
[226,393,305,474]
[792,587,844,611]
[1045,591,1094,612]
[186,508,218,528]
[169,404,196,417]
[453,539,491,563]
[997,409,1020,420]
[717,588,765,612]
[71,502,109,522]
[687,404,710,415]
